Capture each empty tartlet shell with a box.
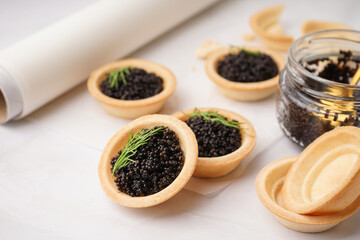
[172,107,256,178]
[282,127,360,215]
[256,156,360,233]
[98,114,198,208]
[302,20,352,35]
[250,5,293,51]
[87,59,176,118]
[205,47,284,101]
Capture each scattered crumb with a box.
[190,66,196,71]
[195,40,223,60]
[242,33,256,41]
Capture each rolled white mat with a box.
[0,0,219,123]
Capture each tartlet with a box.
[205,47,284,101]
[302,20,351,35]
[250,5,293,51]
[87,59,176,118]
[98,114,198,208]
[256,156,360,233]
[172,107,256,178]
[282,126,360,215]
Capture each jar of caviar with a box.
[277,30,360,147]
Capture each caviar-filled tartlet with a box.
[172,108,256,178]
[98,115,198,208]
[88,59,176,118]
[205,47,284,101]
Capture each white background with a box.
[1,0,360,239]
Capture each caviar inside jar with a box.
[277,80,360,147]
[217,50,278,83]
[101,67,163,100]
[303,50,360,84]
[110,126,184,197]
[185,116,241,157]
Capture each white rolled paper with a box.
[0,0,218,123]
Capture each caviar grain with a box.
[101,68,163,100]
[217,50,278,83]
[110,127,184,197]
[185,116,241,157]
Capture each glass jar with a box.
[277,30,360,147]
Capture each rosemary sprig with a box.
[108,66,131,89]
[185,108,240,130]
[112,126,164,176]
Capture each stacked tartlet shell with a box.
[282,127,360,215]
[256,126,360,232]
[256,156,360,233]
[172,107,256,178]
[98,114,198,208]
[205,47,284,101]
[88,59,176,118]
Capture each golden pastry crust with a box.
[256,156,360,233]
[98,114,198,208]
[250,5,293,51]
[0,90,6,123]
[205,47,284,101]
[87,59,176,118]
[172,107,256,178]
[282,126,360,215]
[302,20,352,35]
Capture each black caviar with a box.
[277,58,360,147]
[217,50,278,83]
[110,127,184,197]
[185,116,241,157]
[100,68,163,100]
[277,91,360,147]
[304,50,360,84]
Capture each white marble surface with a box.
[1,0,360,239]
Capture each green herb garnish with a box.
[185,108,240,130]
[108,66,131,89]
[242,49,260,56]
[112,126,164,176]
[229,45,260,56]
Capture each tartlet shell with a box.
[98,114,198,208]
[256,156,360,233]
[302,20,352,35]
[250,5,293,51]
[282,126,360,215]
[172,107,256,178]
[87,59,176,118]
[205,47,284,101]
